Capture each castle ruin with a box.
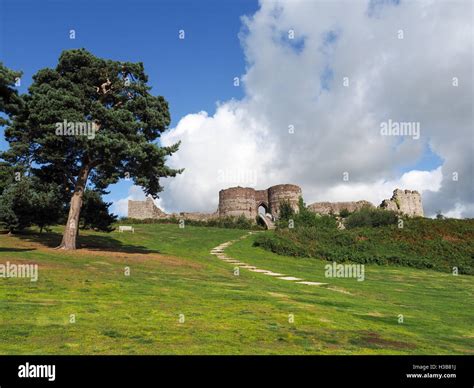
[379,189,424,217]
[128,185,424,224]
[218,184,302,220]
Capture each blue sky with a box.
[0,0,259,207]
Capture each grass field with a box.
[0,223,472,354]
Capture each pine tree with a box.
[2,49,182,249]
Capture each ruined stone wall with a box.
[308,200,374,215]
[172,212,218,221]
[128,198,168,219]
[307,189,424,217]
[255,189,269,209]
[380,189,424,217]
[128,198,218,221]
[268,184,302,218]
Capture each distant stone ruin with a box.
[128,197,167,219]
[128,197,218,221]
[308,200,374,215]
[127,185,424,223]
[379,189,424,217]
[308,189,424,218]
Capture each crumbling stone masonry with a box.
[379,189,424,217]
[128,197,167,219]
[307,200,374,215]
[128,197,218,221]
[128,184,302,221]
[218,184,302,220]
[127,185,424,221]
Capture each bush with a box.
[0,177,63,233]
[345,207,398,229]
[339,208,351,218]
[276,196,338,230]
[278,200,295,222]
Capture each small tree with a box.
[31,180,64,232]
[279,200,295,221]
[339,208,351,218]
[0,176,63,233]
[0,179,35,233]
[79,190,117,232]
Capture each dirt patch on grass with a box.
[441,235,461,242]
[0,236,202,270]
[72,249,204,269]
[364,311,385,317]
[267,292,291,300]
[356,331,416,350]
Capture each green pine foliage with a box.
[0,177,63,233]
[79,190,117,232]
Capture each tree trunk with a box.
[57,165,90,250]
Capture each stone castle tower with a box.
[218,184,302,220]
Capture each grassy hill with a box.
[254,218,474,274]
[0,223,472,354]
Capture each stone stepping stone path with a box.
[210,232,328,288]
[278,276,303,281]
[297,281,327,286]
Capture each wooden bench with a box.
[119,225,134,233]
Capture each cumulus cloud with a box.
[121,0,473,218]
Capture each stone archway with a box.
[257,202,269,217]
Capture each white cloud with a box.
[155,0,472,218]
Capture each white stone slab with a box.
[296,281,327,286]
[277,276,303,281]
[248,268,272,273]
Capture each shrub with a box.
[339,208,351,218]
[345,207,398,229]
[276,196,338,230]
[278,200,295,222]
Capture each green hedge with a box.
[119,215,262,230]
